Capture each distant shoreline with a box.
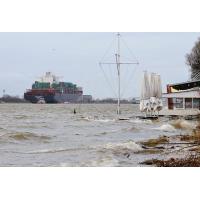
[0,96,28,103]
[0,102,139,104]
[0,101,139,105]
[0,95,139,104]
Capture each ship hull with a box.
[24,92,82,103]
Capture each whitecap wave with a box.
[170,119,196,130]
[102,141,142,152]
[81,116,115,123]
[58,156,119,167]
[59,162,72,167]
[27,147,80,154]
[94,119,115,123]
[129,118,152,124]
[80,156,119,167]
[0,132,51,142]
[154,124,176,132]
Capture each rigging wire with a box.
[121,66,139,98]
[120,35,139,98]
[100,36,116,62]
[120,66,129,96]
[99,34,118,99]
[121,36,139,64]
[109,63,119,95]
[99,33,139,102]
[93,102,108,114]
[99,63,118,98]
[95,35,119,114]
[74,90,103,115]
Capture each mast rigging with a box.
[100,33,139,115]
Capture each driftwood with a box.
[165,144,200,155]
[142,145,165,150]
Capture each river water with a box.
[0,103,196,167]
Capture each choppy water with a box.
[0,103,197,167]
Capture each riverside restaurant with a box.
[163,80,200,110]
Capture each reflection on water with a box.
[0,103,196,166]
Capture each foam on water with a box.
[154,124,176,132]
[58,156,119,167]
[123,126,140,132]
[102,140,142,152]
[27,147,85,154]
[59,162,72,167]
[129,118,153,124]
[153,119,197,133]
[0,132,51,142]
[80,116,115,123]
[94,119,115,123]
[80,156,119,167]
[170,119,196,130]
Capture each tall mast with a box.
[117,33,121,114]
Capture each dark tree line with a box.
[186,37,200,80]
[0,95,27,103]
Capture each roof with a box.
[168,79,200,87]
[168,80,200,91]
[163,89,200,98]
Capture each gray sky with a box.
[0,32,199,98]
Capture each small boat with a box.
[37,97,46,104]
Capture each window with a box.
[162,98,167,107]
[185,98,192,109]
[173,98,183,109]
[193,98,200,109]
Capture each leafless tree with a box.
[186,37,200,80]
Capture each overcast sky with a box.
[0,32,199,98]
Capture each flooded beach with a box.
[0,103,197,167]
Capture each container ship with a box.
[24,72,84,103]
